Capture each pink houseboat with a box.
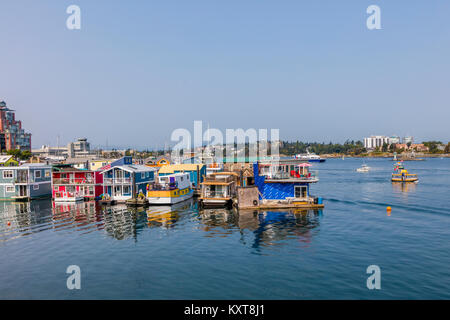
[52,167,103,202]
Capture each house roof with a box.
[0,155,15,163]
[101,165,158,174]
[158,164,205,174]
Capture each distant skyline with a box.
[1,1,449,149]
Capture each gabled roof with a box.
[0,155,15,163]
[101,164,157,174]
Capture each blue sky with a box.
[1,0,449,149]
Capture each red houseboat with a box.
[52,167,103,202]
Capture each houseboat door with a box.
[19,185,28,197]
[114,186,122,197]
[294,186,307,198]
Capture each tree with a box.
[444,143,450,154]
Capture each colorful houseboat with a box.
[52,167,103,202]
[157,164,206,189]
[147,172,193,205]
[101,165,157,202]
[0,164,52,201]
[248,161,323,209]
[199,172,240,208]
[391,162,418,183]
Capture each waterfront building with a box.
[0,155,19,167]
[403,136,414,144]
[89,159,113,171]
[101,165,157,202]
[0,100,32,152]
[389,136,401,144]
[157,164,206,189]
[198,172,239,207]
[395,143,429,152]
[67,138,95,158]
[52,167,104,202]
[253,161,319,202]
[363,135,391,150]
[32,145,67,160]
[0,163,52,200]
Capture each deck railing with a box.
[266,170,318,181]
[203,175,235,183]
[103,177,132,185]
[53,178,96,184]
[203,191,228,198]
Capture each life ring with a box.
[253,200,258,206]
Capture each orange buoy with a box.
[7,221,11,226]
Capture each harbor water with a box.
[0,158,449,299]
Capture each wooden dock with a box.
[238,202,324,210]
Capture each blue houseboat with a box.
[101,164,157,202]
[250,161,323,209]
[0,163,52,201]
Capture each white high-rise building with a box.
[363,135,391,150]
[403,136,414,144]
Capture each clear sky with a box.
[1,0,449,149]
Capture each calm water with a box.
[0,158,449,299]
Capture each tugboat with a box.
[391,162,418,183]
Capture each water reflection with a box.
[0,200,53,242]
[1,199,322,250]
[101,204,143,241]
[198,208,323,249]
[392,182,417,195]
[52,201,102,235]
[146,199,195,229]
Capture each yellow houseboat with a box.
[391,162,418,183]
[147,172,193,205]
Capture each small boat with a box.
[391,162,418,183]
[356,164,370,172]
[147,173,193,205]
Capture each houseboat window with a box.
[294,186,307,198]
[35,171,41,179]
[141,172,145,179]
[61,173,67,179]
[53,186,58,191]
[3,170,13,179]
[123,186,130,194]
[6,186,14,193]
[45,170,50,177]
[33,184,39,190]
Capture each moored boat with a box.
[147,172,193,205]
[199,172,239,208]
[391,162,418,183]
